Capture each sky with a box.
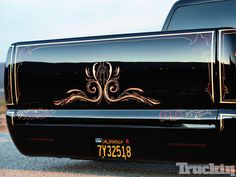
[0,0,177,63]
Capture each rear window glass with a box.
[168,0,236,30]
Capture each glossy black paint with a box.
[15,61,213,109]
[5,29,215,109]
[4,28,236,162]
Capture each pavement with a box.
[0,114,7,131]
[0,114,7,132]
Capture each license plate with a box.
[95,138,132,160]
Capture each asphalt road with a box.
[0,131,234,177]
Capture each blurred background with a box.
[0,0,177,115]
[0,63,4,115]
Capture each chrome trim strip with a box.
[218,113,236,132]
[182,124,216,129]
[7,110,15,127]
[15,31,215,47]
[24,124,216,130]
[13,109,218,120]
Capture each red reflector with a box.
[28,138,55,142]
[168,143,207,148]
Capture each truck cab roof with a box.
[163,0,236,31]
[177,0,226,5]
